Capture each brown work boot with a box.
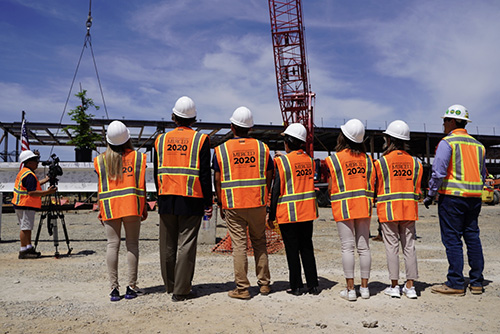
[371,235,383,242]
[259,285,271,295]
[469,285,484,295]
[431,284,465,296]
[228,288,251,300]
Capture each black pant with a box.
[279,220,319,290]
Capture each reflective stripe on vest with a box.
[438,130,485,197]
[375,151,422,222]
[275,150,318,223]
[95,151,146,220]
[12,167,42,208]
[155,128,206,197]
[216,138,268,209]
[326,150,374,221]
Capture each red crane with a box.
[268,0,315,157]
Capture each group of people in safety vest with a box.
[12,98,486,302]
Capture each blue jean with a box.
[438,195,484,289]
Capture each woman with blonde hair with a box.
[94,120,148,302]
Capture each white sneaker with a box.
[384,285,401,298]
[359,287,370,299]
[402,285,417,299]
[340,289,357,301]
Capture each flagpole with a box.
[18,110,25,161]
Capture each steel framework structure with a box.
[268,0,315,156]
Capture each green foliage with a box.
[65,90,102,150]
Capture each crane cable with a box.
[51,0,108,155]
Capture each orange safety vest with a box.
[438,129,485,198]
[374,150,423,222]
[155,127,208,198]
[12,167,42,208]
[275,150,318,224]
[215,138,269,209]
[94,149,147,221]
[325,149,375,221]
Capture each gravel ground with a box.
[1,204,499,334]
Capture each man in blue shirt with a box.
[424,105,486,295]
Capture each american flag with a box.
[21,119,30,151]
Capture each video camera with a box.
[41,153,63,186]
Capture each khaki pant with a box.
[159,214,202,295]
[381,221,418,281]
[104,216,141,290]
[225,206,271,290]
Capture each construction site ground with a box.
[1,204,499,334]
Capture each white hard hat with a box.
[19,150,38,163]
[106,120,130,146]
[172,96,197,118]
[442,104,471,123]
[340,119,365,143]
[383,120,410,141]
[283,123,307,142]
[230,106,254,128]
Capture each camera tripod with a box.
[34,190,73,258]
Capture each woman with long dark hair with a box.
[375,120,422,299]
[326,119,375,301]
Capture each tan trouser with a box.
[381,221,418,281]
[104,216,141,290]
[159,214,202,295]
[225,206,271,290]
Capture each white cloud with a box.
[3,0,499,143]
[364,0,500,126]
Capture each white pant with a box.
[336,218,371,279]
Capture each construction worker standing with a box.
[12,150,57,259]
[95,120,148,302]
[268,123,320,296]
[325,119,375,302]
[374,120,423,299]
[425,105,486,296]
[154,96,213,302]
[213,107,273,299]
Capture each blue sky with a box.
[2,0,500,159]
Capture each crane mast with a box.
[268,0,315,157]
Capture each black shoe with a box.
[28,247,41,256]
[307,286,320,295]
[172,294,189,302]
[125,286,138,299]
[18,248,41,259]
[110,288,121,302]
[286,288,302,296]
